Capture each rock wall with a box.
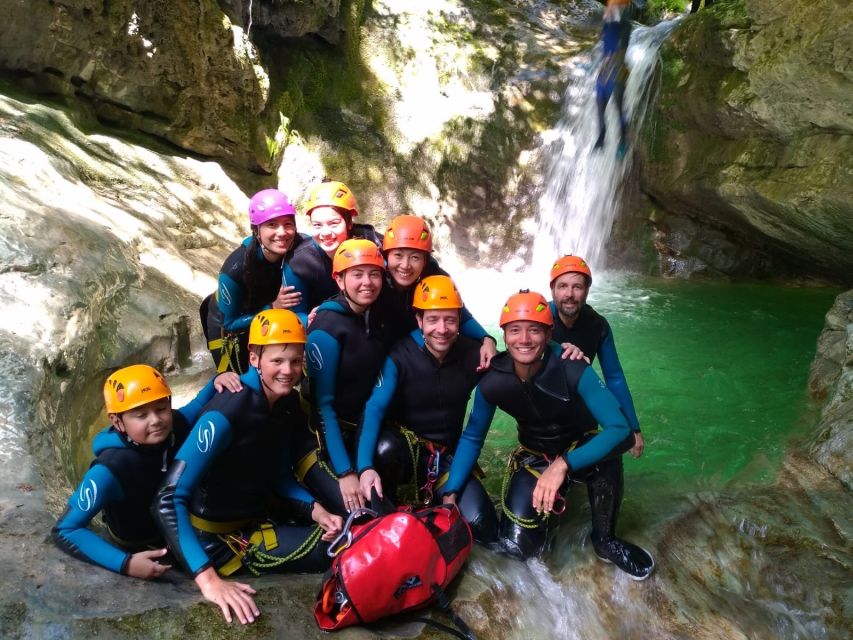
[808,289,853,489]
[635,0,853,283]
[0,0,361,172]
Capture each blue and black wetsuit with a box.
[451,345,633,559]
[204,234,307,373]
[356,331,497,543]
[51,377,220,575]
[595,12,632,149]
[298,292,392,516]
[281,223,381,326]
[154,367,329,577]
[550,302,640,432]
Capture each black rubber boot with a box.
[586,457,654,580]
[591,534,655,581]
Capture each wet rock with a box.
[638,0,853,284]
[808,290,853,489]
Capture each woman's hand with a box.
[532,457,569,514]
[213,372,243,393]
[339,473,364,512]
[194,566,259,624]
[312,502,344,542]
[272,285,302,310]
[126,548,171,580]
[359,469,383,501]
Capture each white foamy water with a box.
[534,18,681,272]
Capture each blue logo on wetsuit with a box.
[197,420,216,453]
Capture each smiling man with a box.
[445,290,654,579]
[356,275,498,543]
[549,255,644,458]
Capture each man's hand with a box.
[532,457,569,514]
[560,342,589,363]
[630,432,645,458]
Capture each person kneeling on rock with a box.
[52,365,242,579]
[450,291,655,580]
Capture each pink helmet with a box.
[248,189,297,226]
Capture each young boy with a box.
[52,365,239,578]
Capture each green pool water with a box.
[474,275,841,506]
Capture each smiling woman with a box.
[202,189,306,375]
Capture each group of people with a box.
[53,175,654,625]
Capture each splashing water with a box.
[533,18,681,272]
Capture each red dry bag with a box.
[314,503,472,631]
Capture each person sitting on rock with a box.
[155,309,342,625]
[447,290,655,580]
[357,275,499,544]
[52,365,241,579]
[378,214,497,369]
[295,239,393,518]
[202,188,306,374]
[594,0,633,157]
[281,180,382,327]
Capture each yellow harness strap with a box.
[295,449,320,483]
[189,513,254,534]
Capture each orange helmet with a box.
[499,290,554,328]
[549,255,592,286]
[249,309,307,346]
[332,238,385,278]
[413,275,463,310]
[383,215,433,253]
[104,364,172,414]
[303,181,358,217]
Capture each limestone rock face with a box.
[0,0,318,171]
[639,0,853,283]
[808,289,853,489]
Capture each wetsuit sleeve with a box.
[174,375,219,426]
[306,330,352,475]
[564,368,631,472]
[281,262,311,326]
[272,447,316,507]
[597,327,640,431]
[51,464,130,574]
[356,357,400,473]
[442,387,497,496]
[219,271,268,332]
[154,410,235,576]
[459,305,491,342]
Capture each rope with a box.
[243,525,324,575]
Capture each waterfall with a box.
[533,18,681,272]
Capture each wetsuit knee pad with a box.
[374,429,413,481]
[498,518,548,560]
[457,479,498,545]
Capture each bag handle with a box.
[327,507,379,557]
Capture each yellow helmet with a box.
[412,275,463,310]
[249,309,307,347]
[303,181,358,217]
[103,364,172,414]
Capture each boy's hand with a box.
[126,548,171,580]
